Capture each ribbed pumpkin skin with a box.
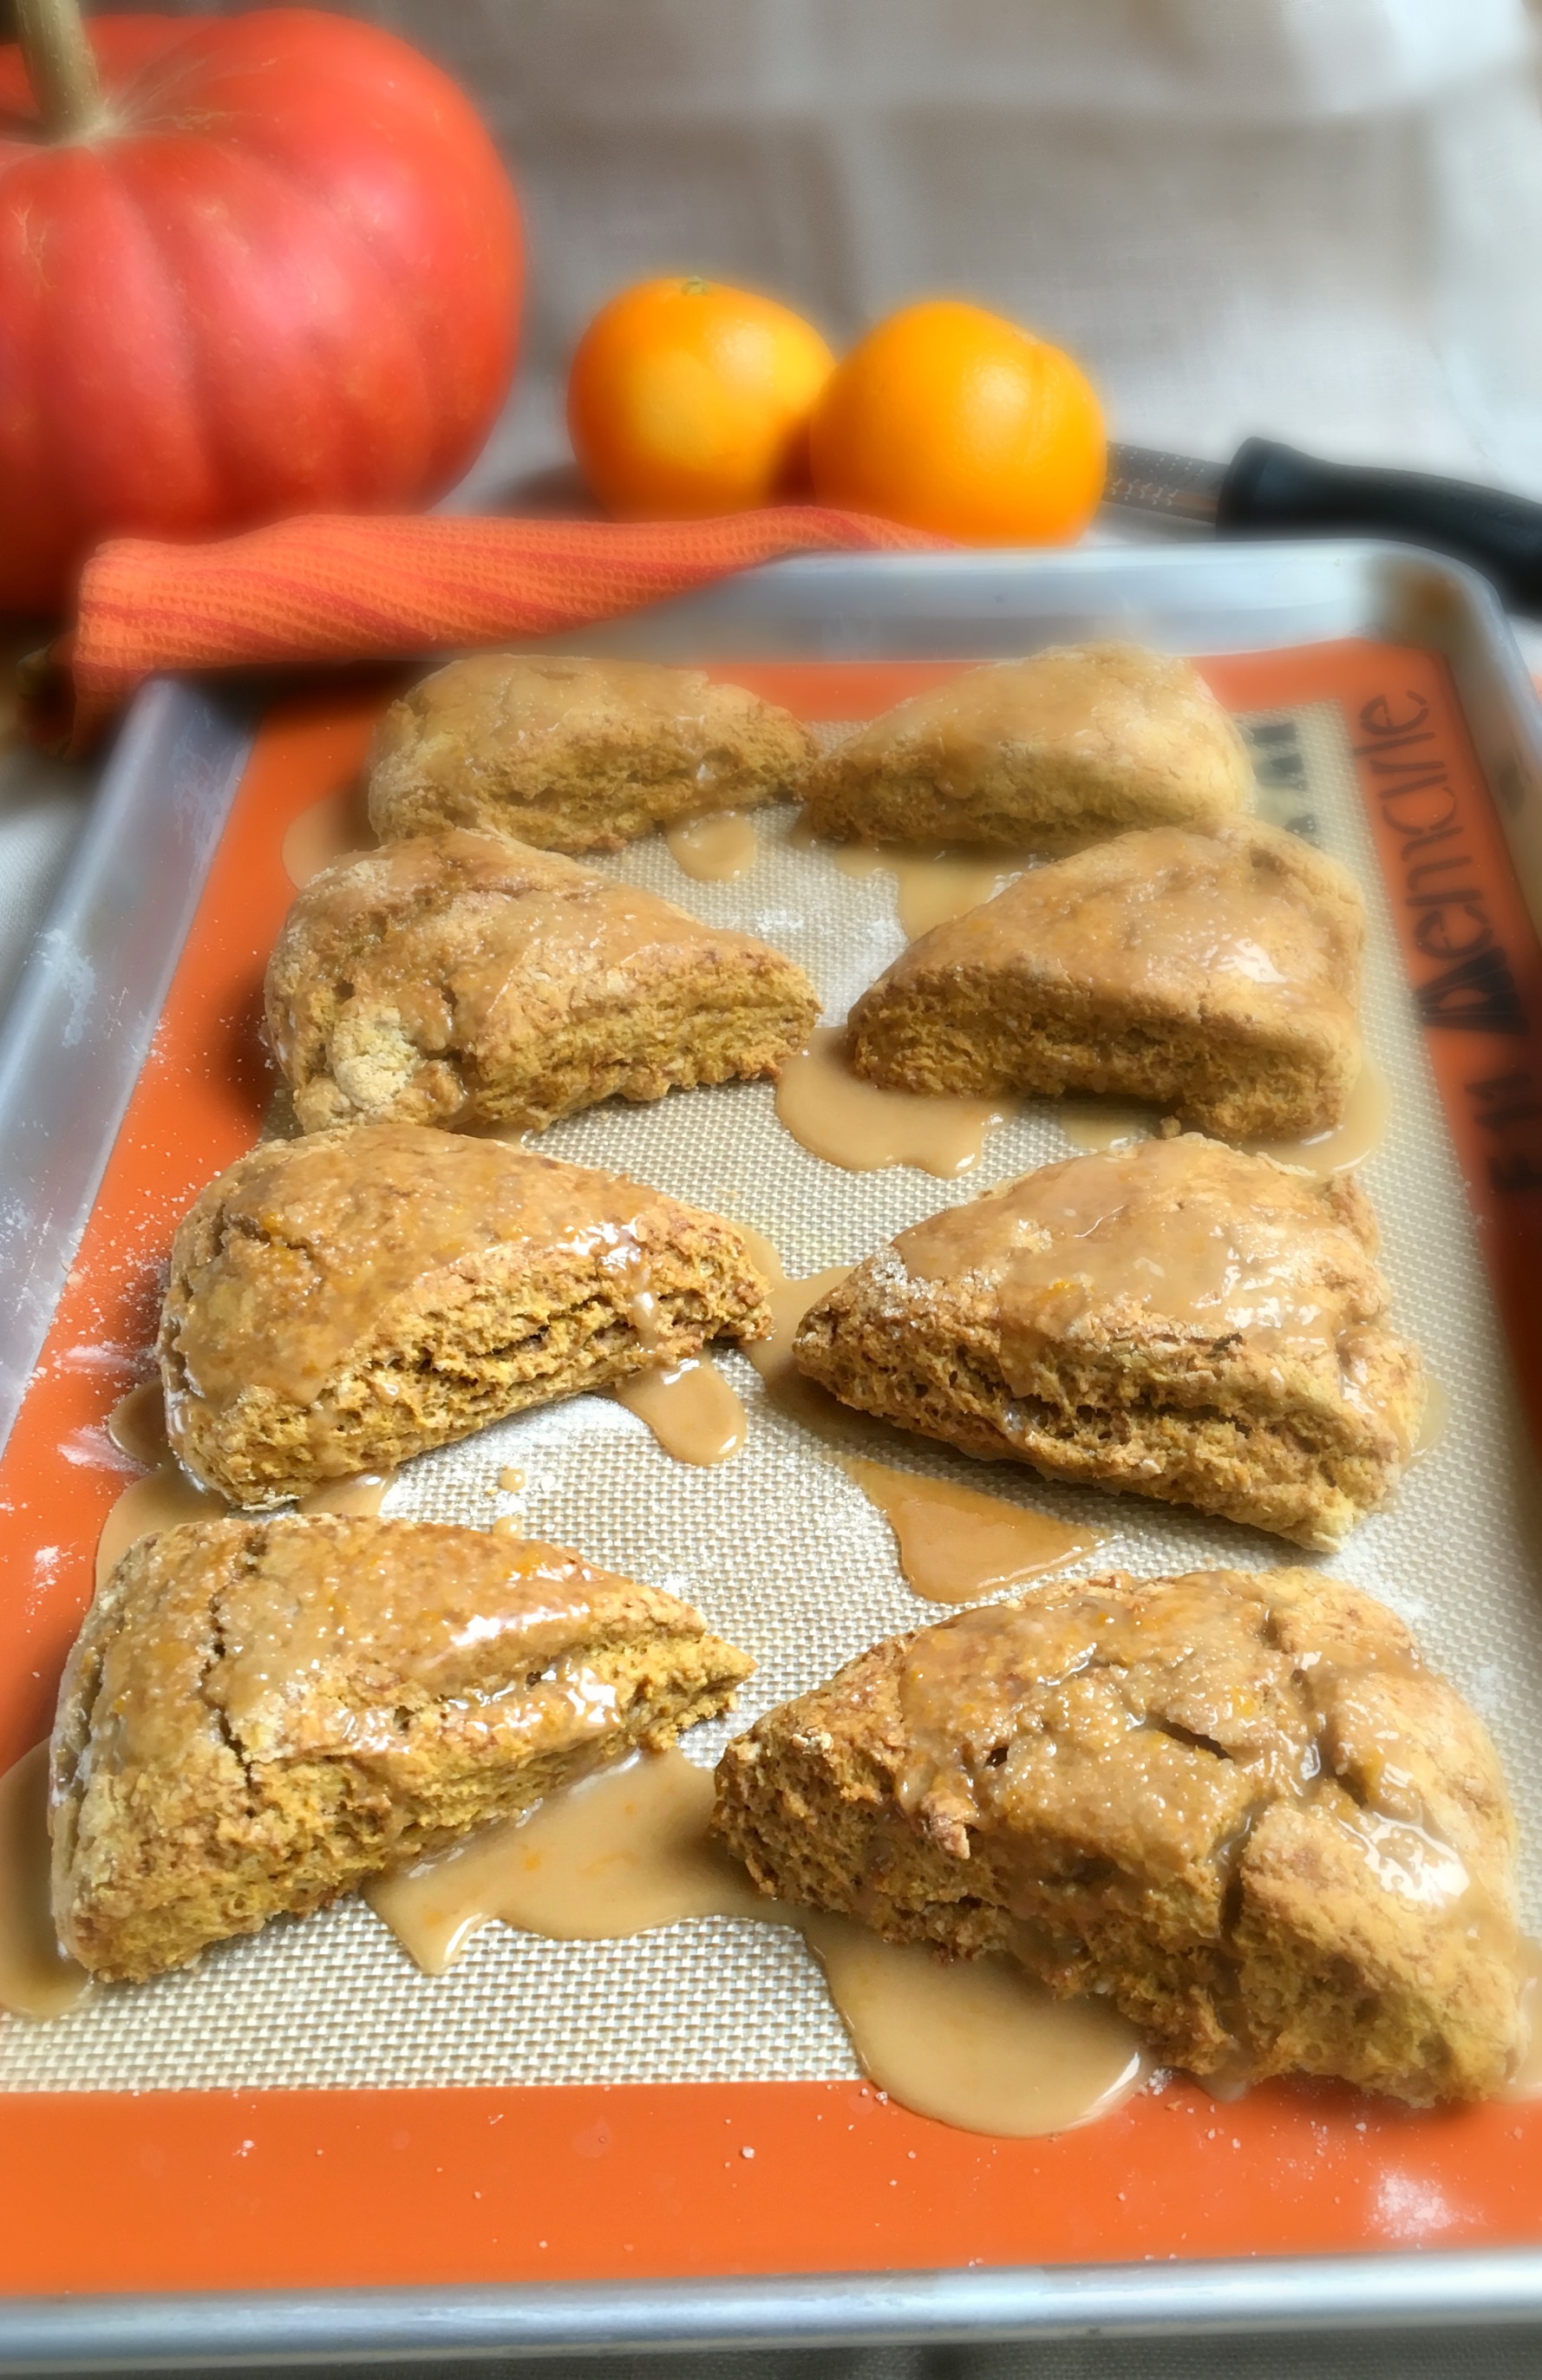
[0,10,522,611]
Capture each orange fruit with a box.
[808,298,1107,545]
[567,277,837,518]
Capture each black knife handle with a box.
[1216,436,1542,614]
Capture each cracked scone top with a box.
[52,1514,754,1982]
[367,655,815,853]
[846,821,1364,1142]
[158,1122,771,1505]
[796,644,1253,847]
[793,1134,1423,1547]
[265,828,819,1134]
[713,1569,1521,2103]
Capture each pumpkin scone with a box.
[159,1123,772,1505]
[797,643,1252,847]
[846,821,1364,1141]
[368,655,814,854]
[266,828,820,1135]
[53,1514,753,1982]
[792,1135,1422,1548]
[713,1570,1521,2103]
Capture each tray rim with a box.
[6,535,1542,2360]
[10,2249,1542,2369]
[0,677,253,1469]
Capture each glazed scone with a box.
[52,1514,754,1982]
[159,1123,772,1505]
[846,821,1364,1141]
[798,644,1252,847]
[713,1570,1520,2103]
[793,1135,1422,1548]
[265,828,820,1135]
[368,656,815,854]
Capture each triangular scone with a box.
[713,1571,1519,2103]
[54,1514,753,1981]
[797,644,1252,847]
[266,829,820,1134]
[792,1135,1422,1547]
[159,1123,772,1505]
[846,821,1363,1141]
[368,655,814,853]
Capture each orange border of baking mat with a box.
[4,639,1542,2294]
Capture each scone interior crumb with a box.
[791,1136,1422,1549]
[51,1514,754,1984]
[845,820,1364,1142]
[712,1570,1520,2104]
[367,656,816,853]
[796,644,1254,847]
[158,1123,772,1506]
[265,828,819,1136]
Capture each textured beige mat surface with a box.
[4,700,1536,2093]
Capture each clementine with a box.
[567,278,836,518]
[808,298,1107,546]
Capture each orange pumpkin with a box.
[0,3,523,612]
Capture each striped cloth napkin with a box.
[40,507,948,755]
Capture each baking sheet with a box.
[4,551,1542,2336]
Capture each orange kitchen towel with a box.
[52,507,950,754]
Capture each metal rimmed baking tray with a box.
[4,540,1542,2370]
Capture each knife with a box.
[1106,438,1542,615]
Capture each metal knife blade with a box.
[1104,441,1225,528]
[1103,435,1542,612]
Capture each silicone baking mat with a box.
[3,641,1542,2295]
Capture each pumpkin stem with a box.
[15,0,107,140]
